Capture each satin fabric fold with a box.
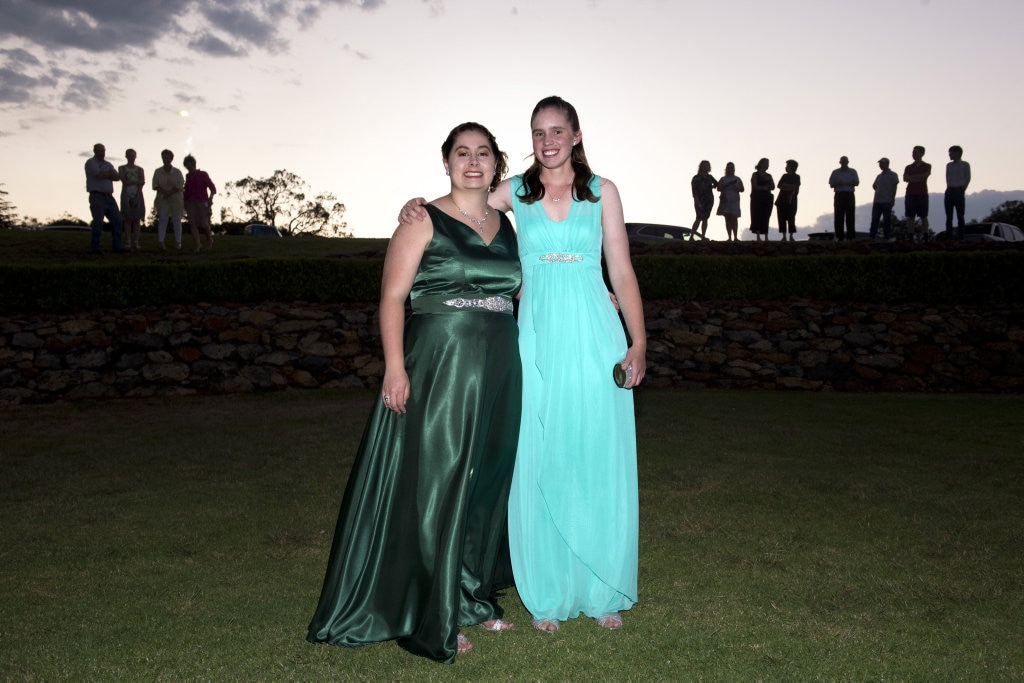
[307,205,522,663]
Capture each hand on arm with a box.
[396,179,513,225]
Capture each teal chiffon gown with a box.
[307,205,522,663]
[507,174,639,622]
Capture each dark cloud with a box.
[187,32,248,58]
[61,71,119,109]
[201,3,281,52]
[0,0,383,111]
[0,47,42,67]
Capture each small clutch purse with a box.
[613,362,633,389]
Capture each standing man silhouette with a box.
[870,158,899,240]
[84,143,124,254]
[828,156,859,241]
[944,146,971,241]
[903,146,931,242]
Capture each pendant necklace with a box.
[451,197,489,231]
[549,184,572,202]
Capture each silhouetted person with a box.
[690,160,718,239]
[716,162,744,241]
[870,158,899,240]
[775,159,800,242]
[749,158,774,242]
[152,149,185,250]
[84,143,124,254]
[118,148,146,251]
[183,154,217,251]
[903,146,931,242]
[828,156,859,240]
[944,145,971,240]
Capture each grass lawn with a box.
[2,389,1023,680]
[0,227,388,265]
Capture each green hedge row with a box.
[635,250,1024,305]
[2,251,1021,314]
[0,258,383,313]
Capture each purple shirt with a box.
[184,169,216,203]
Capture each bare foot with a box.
[532,618,560,633]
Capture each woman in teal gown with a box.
[502,96,648,632]
[307,123,521,663]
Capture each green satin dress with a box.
[307,204,523,664]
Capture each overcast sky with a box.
[2,0,1022,239]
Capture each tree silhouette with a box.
[983,200,1024,227]
[0,184,18,229]
[223,170,350,237]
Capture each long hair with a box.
[517,96,599,205]
[441,122,508,192]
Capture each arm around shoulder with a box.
[488,178,513,213]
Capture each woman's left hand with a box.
[620,348,646,389]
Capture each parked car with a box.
[625,223,705,241]
[935,222,1024,242]
[43,224,90,231]
[245,223,283,238]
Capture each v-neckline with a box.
[541,197,572,225]
[428,203,502,248]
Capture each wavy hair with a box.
[441,122,508,192]
[517,95,598,205]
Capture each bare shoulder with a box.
[389,207,434,249]
[598,176,621,197]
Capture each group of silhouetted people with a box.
[84,143,217,254]
[690,158,801,242]
[689,146,970,242]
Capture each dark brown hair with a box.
[517,96,598,205]
[441,122,508,192]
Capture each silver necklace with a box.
[549,184,572,202]
[452,198,489,230]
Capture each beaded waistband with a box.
[538,253,584,263]
[443,296,513,312]
[412,294,514,314]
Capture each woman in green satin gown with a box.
[307,123,522,663]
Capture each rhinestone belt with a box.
[442,296,513,312]
[539,253,584,263]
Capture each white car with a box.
[939,222,1024,242]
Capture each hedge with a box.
[2,251,1022,314]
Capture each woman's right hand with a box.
[380,368,411,414]
[397,198,429,225]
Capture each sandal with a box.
[596,613,623,630]
[481,618,514,632]
[456,632,473,653]
[532,618,560,633]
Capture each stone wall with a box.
[2,299,1023,404]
